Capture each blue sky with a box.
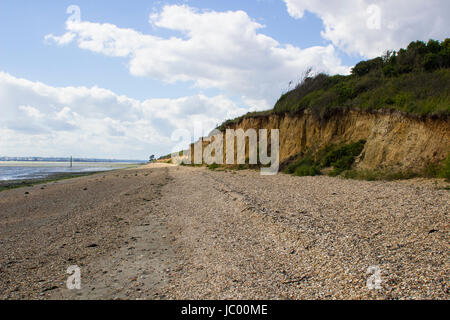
[0,0,355,101]
[0,0,448,159]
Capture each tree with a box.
[149,155,155,162]
[423,53,440,71]
[351,57,383,76]
[427,39,441,54]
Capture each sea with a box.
[0,161,142,181]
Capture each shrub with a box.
[285,140,366,178]
[321,140,366,169]
[208,163,219,170]
[285,157,315,174]
[266,39,450,121]
[351,57,383,76]
[383,64,398,77]
[423,53,440,71]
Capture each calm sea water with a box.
[0,161,139,181]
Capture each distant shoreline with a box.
[0,161,146,186]
[0,157,147,163]
[0,163,146,191]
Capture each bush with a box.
[285,140,366,178]
[333,155,357,170]
[383,64,398,77]
[293,164,320,176]
[321,140,366,169]
[285,157,315,174]
[423,53,440,71]
[208,163,219,170]
[260,39,450,122]
[351,57,383,76]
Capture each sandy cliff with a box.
[190,109,449,171]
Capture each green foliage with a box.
[439,153,450,181]
[321,140,366,169]
[293,164,321,176]
[285,156,315,174]
[285,140,366,177]
[342,153,450,181]
[342,169,419,181]
[207,163,219,170]
[273,66,450,118]
[0,172,100,193]
[217,39,450,130]
[351,57,383,76]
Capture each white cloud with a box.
[44,32,76,46]
[283,0,450,58]
[45,4,350,110]
[0,71,246,159]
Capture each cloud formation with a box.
[45,4,350,110]
[283,0,450,58]
[0,72,246,159]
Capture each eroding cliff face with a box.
[221,109,449,170]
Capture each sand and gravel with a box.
[0,164,448,299]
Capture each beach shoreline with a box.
[0,163,448,299]
[0,171,107,192]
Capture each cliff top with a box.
[219,39,450,130]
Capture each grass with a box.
[273,69,450,119]
[342,169,419,181]
[207,163,219,170]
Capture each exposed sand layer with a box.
[0,164,448,299]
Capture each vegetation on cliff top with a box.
[219,39,450,129]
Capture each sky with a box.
[1,0,449,160]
